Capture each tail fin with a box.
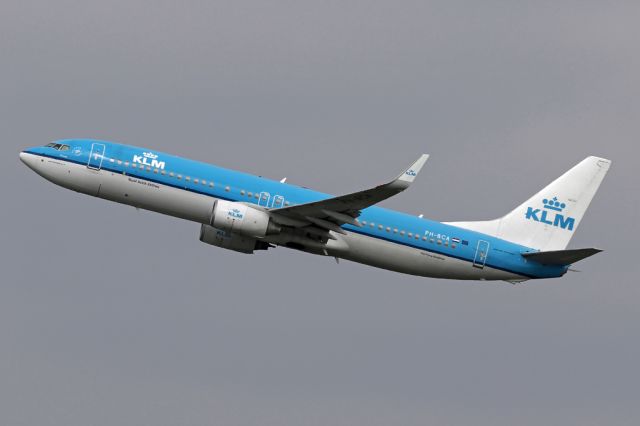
[447,156,611,251]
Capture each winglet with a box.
[395,154,429,184]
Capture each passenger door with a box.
[87,143,106,170]
[473,240,490,268]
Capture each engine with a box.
[210,200,281,237]
[199,224,271,254]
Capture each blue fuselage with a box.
[21,139,567,280]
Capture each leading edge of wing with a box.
[268,154,429,228]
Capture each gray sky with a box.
[1,1,639,425]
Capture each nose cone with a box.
[20,150,39,172]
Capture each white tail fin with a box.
[447,156,611,251]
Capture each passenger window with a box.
[437,240,442,245]
[393,228,398,233]
[194,179,199,184]
[110,158,115,163]
[240,190,245,195]
[124,162,129,167]
[400,231,405,236]
[209,182,214,187]
[408,232,413,238]
[185,176,191,182]
[201,180,206,185]
[362,221,367,226]
[131,163,137,168]
[415,234,419,240]
[225,186,230,192]
[161,170,166,175]
[117,160,122,165]
[248,192,253,198]
[146,166,151,171]
[385,226,390,232]
[169,172,174,177]
[177,174,182,180]
[153,169,159,173]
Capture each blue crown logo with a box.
[542,197,566,212]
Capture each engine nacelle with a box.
[199,224,270,254]
[210,200,280,238]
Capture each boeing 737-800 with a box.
[20,140,611,282]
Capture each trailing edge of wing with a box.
[269,154,429,229]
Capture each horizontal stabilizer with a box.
[521,248,602,265]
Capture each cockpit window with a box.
[45,143,71,151]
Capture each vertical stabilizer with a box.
[447,156,611,251]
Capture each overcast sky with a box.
[1,1,639,425]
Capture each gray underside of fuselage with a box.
[22,153,525,281]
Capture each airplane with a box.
[19,140,611,283]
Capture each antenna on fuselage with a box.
[322,248,340,264]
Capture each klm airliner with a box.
[20,140,611,282]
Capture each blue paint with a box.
[526,197,575,230]
[24,139,570,279]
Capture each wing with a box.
[269,154,429,235]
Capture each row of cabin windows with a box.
[53,150,454,245]
[54,151,448,242]
[112,158,221,189]
[42,145,293,207]
[358,220,457,249]
[110,157,291,205]
[46,147,444,240]
[111,159,447,236]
